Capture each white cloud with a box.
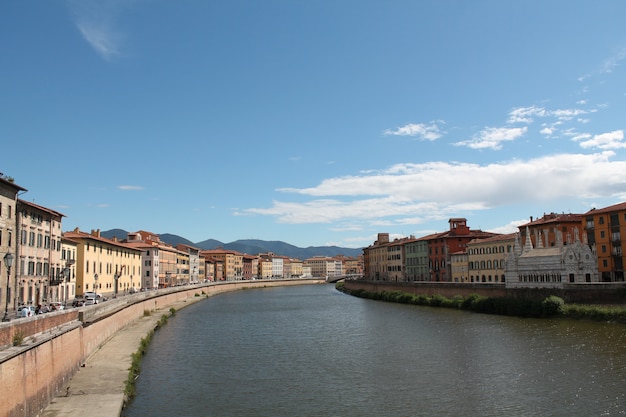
[455,126,527,150]
[66,0,135,61]
[118,185,144,190]
[576,130,626,150]
[507,106,547,124]
[489,219,528,234]
[383,121,444,141]
[245,152,626,226]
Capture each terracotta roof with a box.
[18,199,65,218]
[63,228,141,251]
[0,177,27,192]
[519,212,583,227]
[584,201,626,216]
[468,233,516,244]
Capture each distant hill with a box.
[158,233,195,247]
[100,229,129,241]
[100,230,362,259]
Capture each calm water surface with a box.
[123,284,626,417]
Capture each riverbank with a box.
[40,298,194,417]
[2,279,325,417]
[337,281,626,323]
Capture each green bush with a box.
[13,331,24,346]
[541,295,565,316]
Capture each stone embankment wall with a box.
[343,280,626,304]
[0,279,324,417]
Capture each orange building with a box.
[584,202,626,282]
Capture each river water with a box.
[123,283,626,417]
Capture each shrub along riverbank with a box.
[336,282,626,324]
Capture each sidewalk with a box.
[40,300,191,417]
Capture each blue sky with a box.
[2,1,626,249]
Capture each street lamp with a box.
[3,252,15,322]
[94,273,98,293]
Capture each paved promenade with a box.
[40,298,199,417]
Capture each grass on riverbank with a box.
[336,282,626,324]
[124,309,175,400]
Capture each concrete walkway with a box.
[40,300,194,417]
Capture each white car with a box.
[19,306,36,317]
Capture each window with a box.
[8,231,11,247]
[599,216,605,224]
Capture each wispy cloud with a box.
[507,106,547,124]
[66,0,133,61]
[454,126,527,150]
[383,121,444,141]
[245,152,626,226]
[118,185,144,191]
[578,47,626,81]
[575,130,626,150]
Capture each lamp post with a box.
[94,273,98,294]
[3,252,14,322]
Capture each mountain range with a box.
[101,229,363,259]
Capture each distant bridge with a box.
[325,274,363,283]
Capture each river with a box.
[123,283,626,416]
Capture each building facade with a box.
[0,177,26,315]
[16,200,65,306]
[584,202,626,282]
[63,229,143,297]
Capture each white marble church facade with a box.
[505,227,599,288]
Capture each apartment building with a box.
[177,244,200,284]
[304,256,337,278]
[426,218,499,282]
[59,237,78,304]
[240,254,259,280]
[0,177,26,314]
[466,233,515,283]
[584,202,626,282]
[63,228,142,297]
[405,237,429,281]
[290,258,303,278]
[200,248,243,280]
[16,200,65,306]
[258,256,273,279]
[363,233,391,280]
[519,212,585,249]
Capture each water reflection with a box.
[124,285,626,417]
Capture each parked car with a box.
[18,306,36,317]
[71,298,85,307]
[84,298,96,306]
[49,302,65,311]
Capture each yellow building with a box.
[63,228,142,297]
[258,257,273,278]
[467,233,515,283]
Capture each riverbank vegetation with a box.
[336,282,626,324]
[124,308,176,401]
